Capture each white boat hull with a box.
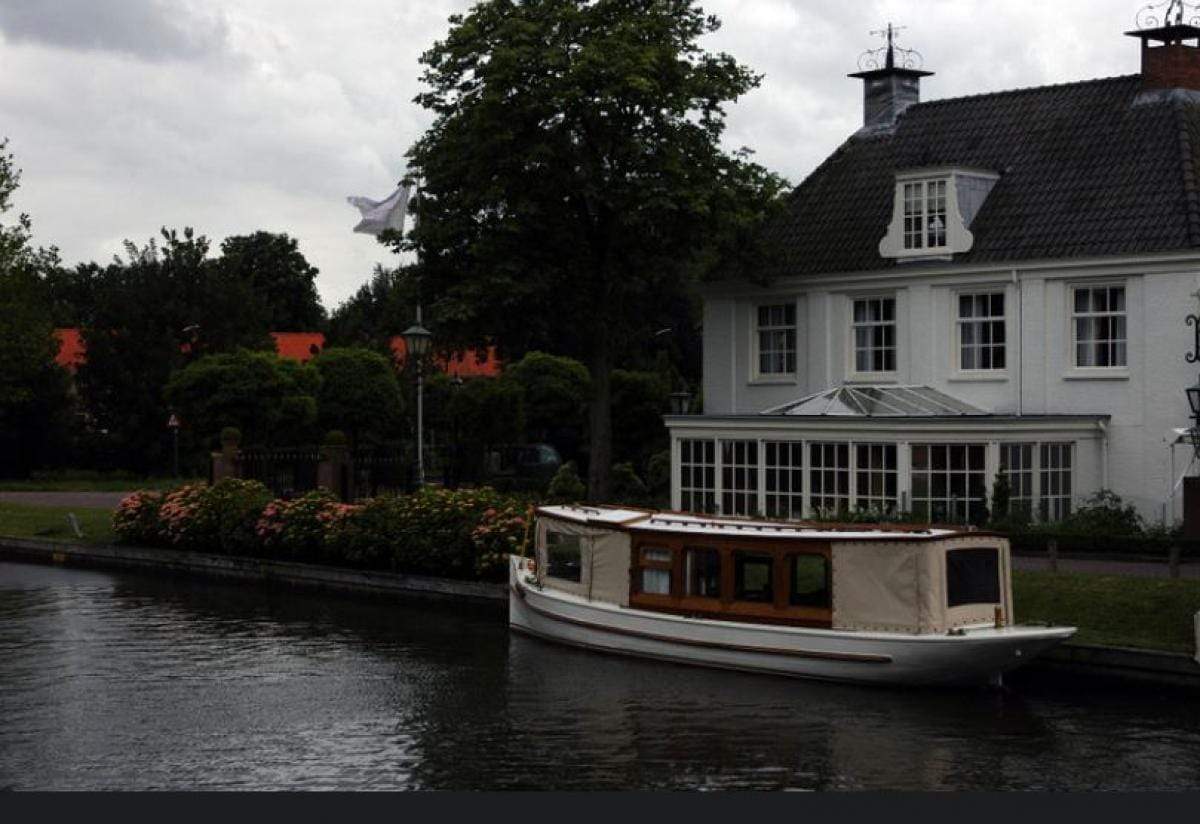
[509,557,1074,687]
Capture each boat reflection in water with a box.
[511,506,1075,687]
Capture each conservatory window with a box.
[855,444,899,513]
[679,439,716,514]
[1040,443,1074,522]
[910,444,988,524]
[757,304,797,377]
[809,442,851,517]
[958,293,1006,371]
[765,441,805,520]
[853,297,897,374]
[721,440,759,517]
[1072,285,1126,368]
[1000,443,1035,519]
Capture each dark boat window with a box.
[734,553,773,603]
[790,554,830,608]
[546,531,582,582]
[685,547,721,598]
[946,548,1000,607]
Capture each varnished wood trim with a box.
[512,583,893,665]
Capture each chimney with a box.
[849,24,933,132]
[1128,3,1200,91]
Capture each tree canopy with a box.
[311,347,404,446]
[0,139,72,478]
[219,231,327,331]
[402,0,786,498]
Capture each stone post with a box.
[210,427,241,483]
[1047,539,1059,573]
[318,431,352,501]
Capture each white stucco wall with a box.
[694,254,1200,522]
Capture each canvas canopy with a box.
[537,516,632,607]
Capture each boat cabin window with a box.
[734,552,774,603]
[685,547,721,598]
[546,531,583,583]
[946,547,1000,607]
[639,546,674,595]
[790,554,831,609]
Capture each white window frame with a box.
[720,439,760,517]
[752,302,799,383]
[909,443,990,525]
[679,439,717,514]
[764,441,805,521]
[1069,282,1128,375]
[955,290,1008,375]
[902,179,950,252]
[849,294,899,380]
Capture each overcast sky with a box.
[0,0,1151,311]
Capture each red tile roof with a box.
[389,337,503,378]
[54,328,86,372]
[53,328,501,377]
[271,332,326,363]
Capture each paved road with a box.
[0,491,127,510]
[1013,554,1200,580]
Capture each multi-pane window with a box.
[679,439,716,514]
[1040,443,1073,522]
[720,440,759,517]
[855,444,898,513]
[757,304,797,377]
[910,444,988,525]
[809,443,851,516]
[958,293,1006,371]
[853,297,897,373]
[1073,285,1127,368]
[638,546,673,596]
[903,180,948,250]
[764,441,804,520]
[1000,443,1035,518]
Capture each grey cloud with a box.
[0,0,229,61]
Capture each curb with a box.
[0,536,507,607]
[1026,642,1200,688]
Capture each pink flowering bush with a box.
[157,484,209,547]
[471,502,531,579]
[112,490,165,545]
[256,490,345,561]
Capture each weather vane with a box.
[1136,0,1200,29]
[857,22,924,72]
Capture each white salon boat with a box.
[509,506,1075,687]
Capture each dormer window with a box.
[903,180,948,250]
[881,168,998,261]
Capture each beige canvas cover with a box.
[537,516,631,606]
[833,536,1011,635]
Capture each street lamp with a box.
[166,412,181,478]
[403,314,434,487]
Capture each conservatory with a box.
[664,385,1109,524]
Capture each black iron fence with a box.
[236,447,321,498]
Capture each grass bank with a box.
[0,503,115,545]
[1014,570,1200,654]
[0,473,202,493]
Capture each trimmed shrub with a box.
[157,483,208,547]
[471,500,533,579]
[112,490,165,545]
[547,461,586,503]
[256,489,344,561]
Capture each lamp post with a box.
[166,412,181,478]
[403,308,434,488]
[669,388,692,416]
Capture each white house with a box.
[666,17,1200,526]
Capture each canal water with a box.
[2,560,1199,791]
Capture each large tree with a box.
[76,228,273,473]
[219,231,327,331]
[0,140,72,477]
[402,0,786,499]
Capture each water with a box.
[1,560,1199,791]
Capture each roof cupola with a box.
[1128,1,1200,91]
[848,24,933,134]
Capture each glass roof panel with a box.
[762,385,986,418]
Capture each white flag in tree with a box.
[347,182,413,236]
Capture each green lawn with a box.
[0,478,200,493]
[1014,570,1200,654]
[0,503,116,545]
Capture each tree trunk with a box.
[587,338,613,503]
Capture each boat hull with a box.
[509,558,1073,687]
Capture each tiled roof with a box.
[760,75,1200,277]
[388,337,503,378]
[54,328,86,372]
[271,332,325,363]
